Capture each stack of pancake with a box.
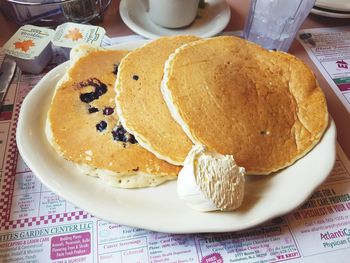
[46,36,328,188]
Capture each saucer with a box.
[119,0,231,39]
[311,6,350,18]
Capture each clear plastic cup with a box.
[243,0,315,51]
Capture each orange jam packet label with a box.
[52,22,106,48]
[3,25,54,60]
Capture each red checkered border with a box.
[0,101,21,227]
[2,211,91,230]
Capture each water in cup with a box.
[244,0,315,51]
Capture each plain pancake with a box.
[161,36,329,175]
[46,45,180,188]
[115,36,200,165]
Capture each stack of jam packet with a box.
[2,22,106,74]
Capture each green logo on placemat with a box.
[334,77,350,85]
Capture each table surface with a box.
[0,0,350,160]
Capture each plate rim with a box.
[16,41,337,233]
[315,0,350,12]
[119,0,231,39]
[311,7,350,18]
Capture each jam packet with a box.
[2,25,54,74]
[52,22,106,58]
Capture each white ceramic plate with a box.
[311,7,350,18]
[119,0,231,39]
[17,41,337,234]
[315,0,350,12]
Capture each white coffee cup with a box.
[148,0,200,28]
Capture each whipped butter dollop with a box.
[177,145,245,212]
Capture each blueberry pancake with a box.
[161,36,329,175]
[46,45,180,188]
[115,36,200,165]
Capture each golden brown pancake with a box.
[46,45,180,188]
[161,36,328,175]
[115,36,200,165]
